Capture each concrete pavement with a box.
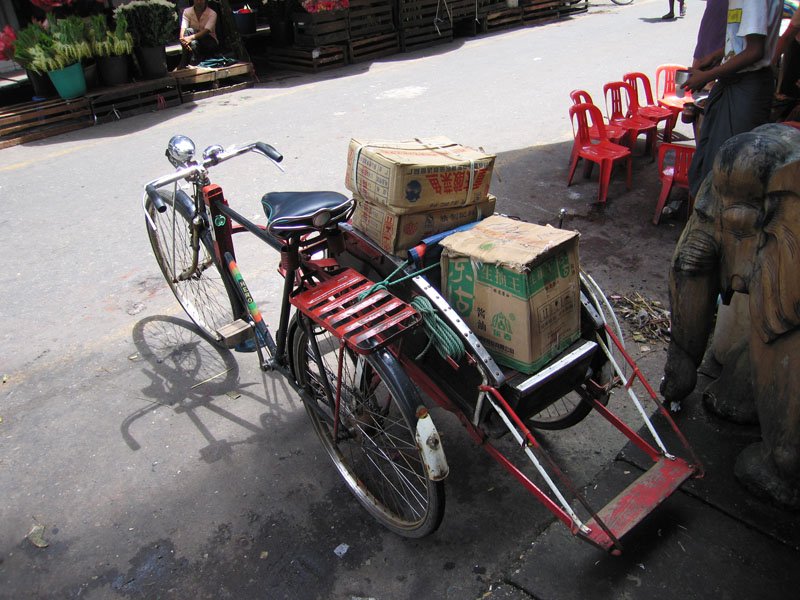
[2,1,797,598]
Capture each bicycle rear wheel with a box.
[145,190,239,344]
[291,317,445,538]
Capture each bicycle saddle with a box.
[261,191,354,237]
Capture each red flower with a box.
[29,0,73,10]
[302,0,349,13]
[0,25,16,62]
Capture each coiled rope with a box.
[358,260,465,363]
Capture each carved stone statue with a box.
[661,123,800,509]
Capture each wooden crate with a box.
[448,0,480,19]
[400,23,453,52]
[397,0,444,20]
[0,97,93,149]
[478,0,509,13]
[267,45,348,73]
[520,0,563,23]
[88,78,181,124]
[483,7,523,31]
[397,0,454,52]
[348,32,400,62]
[292,10,350,47]
[171,62,255,102]
[348,0,395,38]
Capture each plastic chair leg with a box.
[652,178,673,225]
[625,155,632,190]
[583,159,594,179]
[598,159,612,203]
[648,130,658,161]
[567,154,580,186]
[662,118,674,143]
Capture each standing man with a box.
[683,0,782,197]
[177,0,219,69]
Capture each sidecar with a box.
[334,220,702,554]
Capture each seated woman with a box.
[177,0,219,69]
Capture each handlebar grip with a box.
[146,184,167,213]
[254,142,283,163]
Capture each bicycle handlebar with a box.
[144,141,284,213]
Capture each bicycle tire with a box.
[290,317,445,538]
[527,287,614,430]
[145,190,240,345]
[610,0,634,5]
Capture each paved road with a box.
[1,2,701,598]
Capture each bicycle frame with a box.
[143,137,702,554]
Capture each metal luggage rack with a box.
[290,267,422,354]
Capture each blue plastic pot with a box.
[48,63,87,100]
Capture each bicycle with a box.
[143,135,702,552]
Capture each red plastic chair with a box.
[623,72,676,142]
[568,103,632,204]
[655,64,691,138]
[603,81,658,159]
[569,89,626,143]
[653,142,695,225]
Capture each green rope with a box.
[357,260,465,363]
[411,296,465,363]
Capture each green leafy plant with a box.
[113,0,177,48]
[10,15,97,73]
[9,23,53,74]
[88,13,133,57]
[31,15,93,71]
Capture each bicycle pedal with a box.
[217,319,253,349]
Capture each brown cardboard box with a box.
[440,215,581,374]
[351,195,496,256]
[345,137,495,214]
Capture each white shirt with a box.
[723,0,782,71]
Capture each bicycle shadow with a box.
[122,314,300,460]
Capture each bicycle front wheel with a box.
[145,190,239,344]
[291,317,445,538]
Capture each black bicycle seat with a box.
[261,191,354,237]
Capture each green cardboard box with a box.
[440,215,581,374]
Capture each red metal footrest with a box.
[290,268,421,354]
[580,456,695,551]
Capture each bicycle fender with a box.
[415,408,449,481]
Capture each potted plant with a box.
[88,13,134,86]
[114,0,178,79]
[1,22,58,98]
[25,15,92,99]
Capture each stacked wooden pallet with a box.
[397,0,454,52]
[482,6,523,31]
[89,77,181,124]
[293,10,350,46]
[560,0,588,16]
[520,0,564,23]
[170,63,255,102]
[347,0,399,62]
[266,45,349,73]
[0,97,92,149]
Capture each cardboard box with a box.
[351,195,496,256]
[440,215,581,374]
[345,137,495,214]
